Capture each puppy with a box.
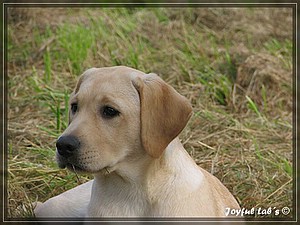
[34,66,240,217]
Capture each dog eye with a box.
[102,106,120,119]
[71,103,78,114]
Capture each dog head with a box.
[56,66,192,174]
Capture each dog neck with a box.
[93,137,203,196]
[145,138,204,201]
[89,138,204,216]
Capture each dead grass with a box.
[6,6,293,220]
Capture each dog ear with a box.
[132,73,193,158]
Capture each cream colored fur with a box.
[34,66,240,218]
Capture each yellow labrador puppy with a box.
[34,66,240,217]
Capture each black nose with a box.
[56,135,80,157]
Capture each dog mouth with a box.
[66,163,85,173]
[56,153,115,176]
[56,152,87,173]
[57,156,87,173]
[61,161,113,176]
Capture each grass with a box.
[7,7,293,219]
[57,23,95,75]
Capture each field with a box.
[6,7,293,219]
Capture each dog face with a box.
[56,66,192,174]
[56,67,143,173]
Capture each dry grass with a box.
[7,7,293,220]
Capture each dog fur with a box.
[34,66,240,218]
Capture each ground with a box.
[6,7,293,219]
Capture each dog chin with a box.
[56,154,114,175]
[56,154,83,172]
[65,162,106,175]
[66,163,86,173]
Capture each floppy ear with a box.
[133,73,193,158]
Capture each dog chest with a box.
[87,175,151,217]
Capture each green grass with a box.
[246,95,263,119]
[7,7,293,219]
[263,38,293,70]
[57,24,95,75]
